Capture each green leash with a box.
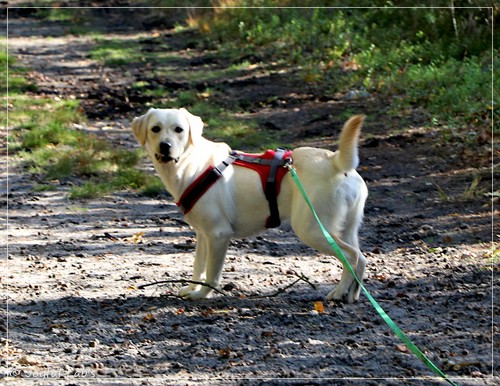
[287,165,458,386]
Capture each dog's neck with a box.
[153,139,230,202]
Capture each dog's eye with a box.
[174,127,184,134]
[151,126,161,133]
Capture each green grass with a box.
[4,45,164,200]
[175,95,288,150]
[13,110,164,199]
[90,36,178,67]
[90,38,148,66]
[193,3,498,133]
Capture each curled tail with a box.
[333,115,365,172]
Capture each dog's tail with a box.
[333,115,365,172]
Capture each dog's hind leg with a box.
[325,249,365,303]
[294,217,363,304]
[323,239,363,304]
[325,200,367,303]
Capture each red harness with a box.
[233,149,292,196]
[176,149,292,228]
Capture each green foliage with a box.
[384,56,494,123]
[3,38,164,200]
[176,90,287,150]
[0,45,36,95]
[139,176,167,197]
[90,38,145,66]
[194,2,498,129]
[17,118,165,199]
[68,168,163,200]
[7,92,162,199]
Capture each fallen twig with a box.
[249,273,317,298]
[138,272,316,299]
[138,279,227,296]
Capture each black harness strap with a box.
[265,148,287,228]
[232,154,275,165]
[176,154,237,214]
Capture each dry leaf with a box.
[219,348,231,359]
[18,355,41,365]
[126,232,144,244]
[143,313,156,323]
[314,301,325,313]
[49,323,65,329]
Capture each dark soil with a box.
[1,5,497,386]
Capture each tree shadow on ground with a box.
[5,264,494,383]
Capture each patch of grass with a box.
[140,176,166,197]
[5,48,164,200]
[32,183,58,192]
[207,117,260,149]
[177,90,201,106]
[179,97,288,151]
[19,121,166,199]
[16,115,149,190]
[0,45,36,95]
[90,38,145,66]
[90,36,176,67]
[69,182,110,200]
[380,56,495,126]
[68,169,164,199]
[18,122,164,199]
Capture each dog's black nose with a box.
[159,141,172,156]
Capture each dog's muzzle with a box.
[155,141,178,163]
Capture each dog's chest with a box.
[177,148,292,228]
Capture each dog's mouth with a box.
[155,153,179,164]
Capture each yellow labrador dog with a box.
[132,108,368,303]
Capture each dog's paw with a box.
[325,282,360,304]
[325,287,344,302]
[178,287,213,300]
[178,285,196,297]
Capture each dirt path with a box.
[2,7,497,386]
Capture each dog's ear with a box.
[180,108,203,145]
[131,109,153,146]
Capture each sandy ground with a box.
[1,6,497,386]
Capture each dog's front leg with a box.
[178,232,207,297]
[179,229,231,300]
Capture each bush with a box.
[192,1,498,130]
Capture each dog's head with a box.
[131,108,203,164]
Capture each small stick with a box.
[138,273,315,298]
[297,272,317,290]
[138,279,227,296]
[249,278,302,298]
[249,273,317,298]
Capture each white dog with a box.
[132,108,368,303]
